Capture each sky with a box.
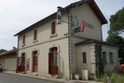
[0,0,124,50]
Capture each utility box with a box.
[81,69,88,80]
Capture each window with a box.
[23,35,25,44]
[82,52,87,63]
[102,52,107,64]
[51,21,56,34]
[109,52,114,64]
[34,30,37,40]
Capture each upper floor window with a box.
[34,30,37,40]
[109,52,114,64]
[82,52,87,63]
[23,35,25,44]
[51,21,56,34]
[102,52,107,64]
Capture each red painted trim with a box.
[23,35,25,44]
[32,51,38,72]
[82,53,86,63]
[34,30,37,40]
[51,21,56,34]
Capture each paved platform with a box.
[3,71,101,83]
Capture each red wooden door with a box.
[21,55,25,72]
[52,53,58,75]
[49,47,58,75]
[33,51,38,72]
[49,53,53,74]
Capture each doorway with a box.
[17,53,25,72]
[49,47,58,75]
[32,51,38,72]
[21,53,25,72]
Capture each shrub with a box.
[110,69,124,83]
[96,69,124,83]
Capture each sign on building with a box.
[27,58,30,71]
[57,7,62,24]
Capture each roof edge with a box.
[14,0,108,36]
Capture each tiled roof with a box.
[0,49,17,56]
[14,0,107,36]
[75,39,118,47]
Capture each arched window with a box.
[82,52,87,63]
[102,52,107,64]
[109,52,114,64]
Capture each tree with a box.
[0,49,7,54]
[109,7,124,34]
[107,7,124,64]
[106,34,123,44]
[106,34,124,58]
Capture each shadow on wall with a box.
[57,54,64,78]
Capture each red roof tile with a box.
[0,49,17,56]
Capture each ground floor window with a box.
[109,52,114,64]
[102,52,107,64]
[82,52,87,63]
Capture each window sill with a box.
[82,63,88,65]
[50,33,57,38]
[109,63,114,65]
[104,63,108,65]
[33,40,38,43]
[22,43,26,47]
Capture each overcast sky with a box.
[0,0,124,50]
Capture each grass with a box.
[96,69,124,83]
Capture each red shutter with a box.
[34,30,37,40]
[23,35,25,44]
[80,20,84,32]
[51,21,55,34]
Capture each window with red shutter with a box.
[82,52,87,63]
[34,30,37,40]
[51,21,56,34]
[23,35,25,44]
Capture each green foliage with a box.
[106,34,124,60]
[110,69,124,83]
[107,7,124,60]
[109,7,124,33]
[110,73,124,83]
[97,69,124,83]
[0,49,7,53]
[106,34,123,44]
[95,44,104,77]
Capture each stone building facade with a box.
[14,0,119,79]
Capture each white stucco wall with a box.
[4,55,17,71]
[18,14,70,79]
[76,43,119,79]
[102,45,119,72]
[0,56,4,68]
[76,44,96,79]
[18,14,68,49]
[71,3,103,41]
[68,3,103,76]
[18,38,69,79]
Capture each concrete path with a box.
[2,71,102,83]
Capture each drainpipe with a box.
[67,6,73,80]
